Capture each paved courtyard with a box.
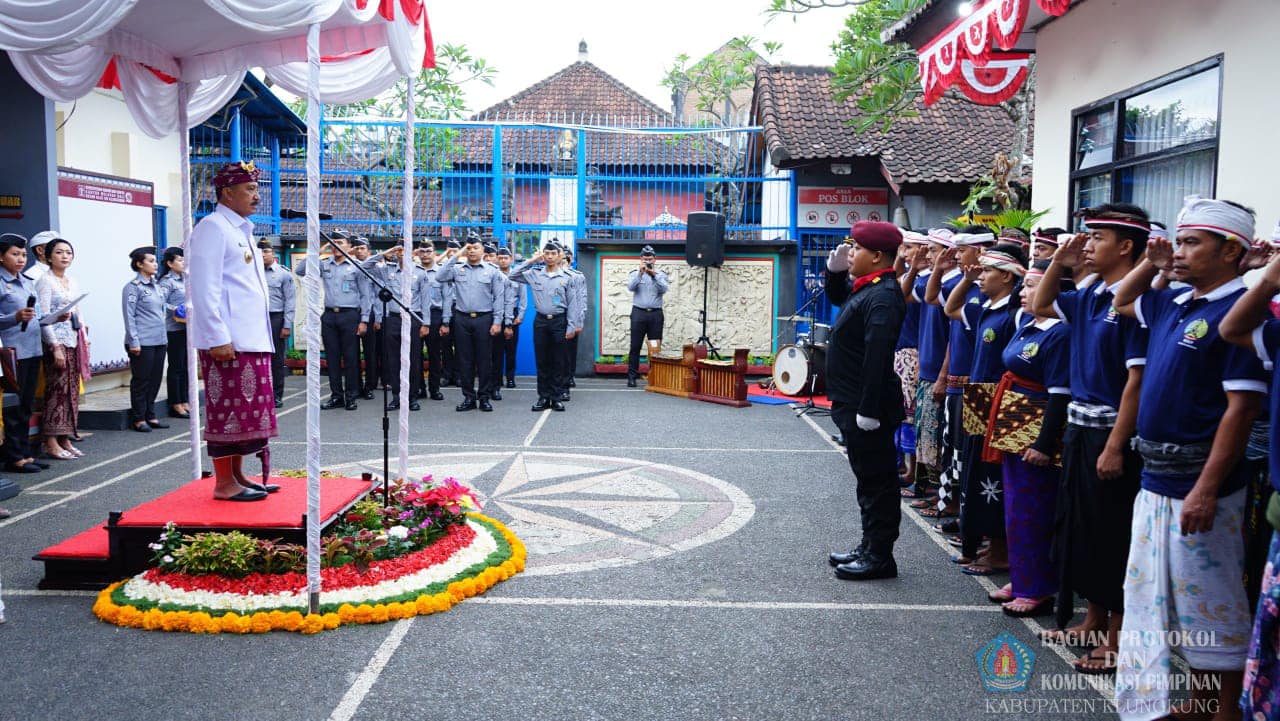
[0,375,1120,721]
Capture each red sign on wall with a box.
[797,187,889,229]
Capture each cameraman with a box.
[626,245,669,387]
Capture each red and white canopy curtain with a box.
[0,0,433,612]
[917,0,1067,106]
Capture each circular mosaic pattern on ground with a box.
[336,452,755,576]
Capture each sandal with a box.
[917,507,957,518]
[961,561,1009,576]
[44,448,74,460]
[932,519,960,534]
[900,487,924,498]
[988,584,1014,603]
[909,497,939,509]
[1073,648,1117,675]
[1002,596,1054,617]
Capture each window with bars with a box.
[1069,57,1221,228]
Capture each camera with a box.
[645,261,654,269]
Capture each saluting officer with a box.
[437,236,508,412]
[416,240,450,401]
[626,244,668,387]
[495,246,525,390]
[560,245,587,398]
[350,236,379,399]
[295,232,369,410]
[509,240,584,412]
[260,240,296,408]
[363,244,426,410]
[439,238,462,386]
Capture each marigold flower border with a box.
[92,513,526,634]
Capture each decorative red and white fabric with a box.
[916,0,1066,106]
[0,0,433,137]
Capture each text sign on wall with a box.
[797,187,889,229]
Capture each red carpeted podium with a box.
[35,475,375,590]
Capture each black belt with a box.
[633,306,662,312]
[540,312,566,320]
[325,306,357,313]
[460,311,492,318]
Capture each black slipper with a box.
[1074,649,1117,676]
[215,489,268,502]
[239,481,281,494]
[933,519,960,534]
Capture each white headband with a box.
[1149,226,1169,242]
[927,228,955,248]
[979,250,1027,277]
[1177,196,1255,249]
[902,230,930,245]
[952,232,996,247]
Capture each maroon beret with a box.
[848,221,903,252]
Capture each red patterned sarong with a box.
[198,350,277,458]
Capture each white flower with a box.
[387,525,410,540]
[148,543,162,550]
[162,555,174,564]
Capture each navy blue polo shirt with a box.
[1136,278,1268,498]
[945,284,984,393]
[896,301,920,351]
[961,295,1018,384]
[914,269,958,382]
[1054,278,1148,407]
[1250,319,1280,491]
[1001,318,1072,399]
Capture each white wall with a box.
[1031,0,1280,231]
[54,89,184,246]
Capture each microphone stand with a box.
[789,282,830,419]
[319,233,425,507]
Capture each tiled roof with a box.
[460,62,712,169]
[753,64,1018,186]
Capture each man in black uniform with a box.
[823,221,907,581]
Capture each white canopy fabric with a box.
[0,0,429,613]
[0,0,429,137]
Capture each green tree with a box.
[662,35,780,126]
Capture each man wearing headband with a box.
[1029,204,1149,673]
[626,245,669,388]
[1112,197,1264,719]
[998,227,1030,250]
[188,161,278,502]
[825,222,907,581]
[891,232,930,483]
[1030,227,1067,262]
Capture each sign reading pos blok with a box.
[798,187,889,229]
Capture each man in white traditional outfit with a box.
[188,161,280,502]
[1112,197,1264,721]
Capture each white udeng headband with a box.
[1177,196,1254,249]
[978,250,1027,276]
[902,230,930,245]
[952,232,996,247]
[927,228,955,248]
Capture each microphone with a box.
[20,294,34,332]
[279,208,333,221]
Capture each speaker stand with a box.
[695,266,721,360]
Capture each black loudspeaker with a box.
[686,211,725,267]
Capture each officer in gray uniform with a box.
[437,235,508,412]
[260,240,295,408]
[508,239,584,412]
[350,236,379,399]
[440,238,462,386]
[417,241,450,401]
[122,246,170,433]
[295,233,369,410]
[0,234,50,470]
[494,246,525,390]
[362,244,426,410]
[626,245,668,387]
[560,245,588,400]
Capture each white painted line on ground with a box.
[523,410,552,447]
[0,392,311,528]
[800,413,843,452]
[22,490,76,496]
[250,441,842,454]
[468,596,1008,612]
[1,589,97,597]
[327,618,414,721]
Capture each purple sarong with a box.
[1244,530,1280,721]
[198,350,276,458]
[1002,454,1059,599]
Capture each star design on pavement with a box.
[345,452,754,576]
[980,479,1001,504]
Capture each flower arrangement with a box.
[94,476,523,634]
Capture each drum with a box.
[771,344,826,396]
[810,323,832,347]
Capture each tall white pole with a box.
[304,22,323,615]
[177,82,202,481]
[397,74,415,486]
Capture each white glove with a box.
[826,244,852,273]
[856,414,881,431]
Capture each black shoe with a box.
[409,401,421,411]
[832,433,846,447]
[5,462,40,473]
[506,378,516,388]
[416,387,428,399]
[479,399,494,412]
[627,377,637,388]
[568,377,576,388]
[146,419,170,429]
[274,398,284,409]
[321,397,343,410]
[168,411,190,419]
[239,480,281,494]
[557,391,570,402]
[386,399,400,411]
[345,400,358,411]
[131,422,152,433]
[430,391,445,401]
[456,399,477,412]
[828,548,868,567]
[834,555,898,581]
[361,390,375,400]
[532,398,550,412]
[550,400,566,412]
[28,460,50,470]
[215,489,268,502]
[491,389,502,401]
